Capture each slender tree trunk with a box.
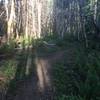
[7,0,15,40]
[37,2,42,38]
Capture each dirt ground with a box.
[4,47,67,100]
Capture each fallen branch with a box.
[43,41,56,46]
[0,11,5,18]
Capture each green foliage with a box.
[74,50,100,99]
[57,95,84,100]
[0,60,17,80]
[53,41,100,100]
[14,36,33,49]
[21,36,33,47]
[0,39,16,54]
[0,44,14,54]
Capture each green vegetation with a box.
[57,95,84,100]
[0,35,100,100]
[0,37,31,97]
[0,59,17,94]
[0,40,15,54]
[52,39,100,100]
[0,60,17,80]
[0,0,100,99]
[0,36,33,55]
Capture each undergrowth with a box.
[52,40,100,100]
[0,35,100,100]
[0,39,16,54]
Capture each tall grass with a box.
[53,41,100,100]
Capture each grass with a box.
[0,60,17,79]
[0,59,17,93]
[32,35,100,100]
[57,95,84,100]
[0,35,100,100]
[0,41,15,54]
[51,39,100,100]
[0,37,31,98]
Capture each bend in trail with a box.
[5,44,76,100]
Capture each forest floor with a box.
[12,50,66,100]
[0,38,100,100]
[1,43,68,100]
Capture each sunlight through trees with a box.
[0,0,99,43]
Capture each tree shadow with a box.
[3,41,54,100]
[4,44,38,100]
[5,47,28,100]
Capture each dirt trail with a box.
[6,47,67,100]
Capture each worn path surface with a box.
[5,46,67,100]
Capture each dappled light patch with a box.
[35,57,51,92]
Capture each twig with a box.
[0,11,5,18]
[43,41,56,46]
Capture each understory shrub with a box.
[53,42,100,100]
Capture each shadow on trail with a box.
[5,45,54,100]
[5,47,31,100]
